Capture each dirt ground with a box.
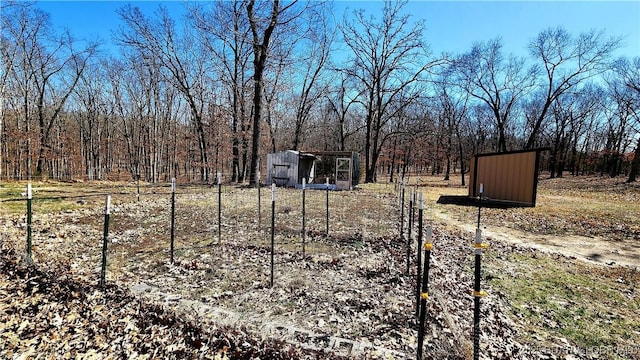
[1,176,639,360]
[421,174,640,269]
[432,211,639,269]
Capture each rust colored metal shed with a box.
[468,149,546,207]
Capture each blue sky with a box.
[36,1,640,59]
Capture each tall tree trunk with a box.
[401,145,411,181]
[627,137,640,182]
[389,136,397,183]
[364,112,373,183]
[248,68,263,187]
[247,0,281,187]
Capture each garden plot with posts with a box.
[1,176,639,360]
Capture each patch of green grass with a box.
[0,199,25,215]
[0,183,28,215]
[0,182,24,198]
[33,197,82,214]
[2,195,81,215]
[357,182,394,192]
[1,181,106,215]
[488,252,640,358]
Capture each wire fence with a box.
[2,181,400,266]
[1,180,489,359]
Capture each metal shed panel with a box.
[469,149,544,206]
[266,150,312,187]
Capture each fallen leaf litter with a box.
[0,185,553,359]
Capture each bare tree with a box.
[606,58,640,182]
[601,88,635,178]
[0,1,23,181]
[568,84,606,176]
[341,0,435,183]
[615,57,640,94]
[524,27,621,149]
[613,57,640,182]
[433,65,470,184]
[455,38,537,153]
[547,84,604,178]
[246,0,300,186]
[117,5,214,182]
[106,57,148,180]
[325,73,364,151]
[102,52,181,182]
[385,102,427,182]
[190,0,253,182]
[71,63,110,180]
[289,2,334,150]
[2,2,97,179]
[263,36,297,154]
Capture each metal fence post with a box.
[407,188,414,274]
[302,178,306,257]
[170,178,176,264]
[217,172,222,244]
[417,196,432,359]
[473,183,488,360]
[270,183,276,287]
[400,179,405,241]
[415,192,423,317]
[26,183,33,263]
[325,177,329,237]
[100,195,111,288]
[258,170,261,229]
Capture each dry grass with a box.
[419,174,640,242]
[2,175,640,359]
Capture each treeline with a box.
[1,0,639,184]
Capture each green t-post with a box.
[26,183,33,262]
[302,178,306,258]
[170,178,176,264]
[270,184,276,287]
[400,180,405,241]
[407,188,414,274]
[415,192,423,317]
[100,195,111,288]
[325,178,330,237]
[257,171,261,229]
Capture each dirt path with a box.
[431,210,640,269]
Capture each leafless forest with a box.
[1,0,639,185]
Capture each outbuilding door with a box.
[335,158,352,190]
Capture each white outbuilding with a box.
[266,150,317,187]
